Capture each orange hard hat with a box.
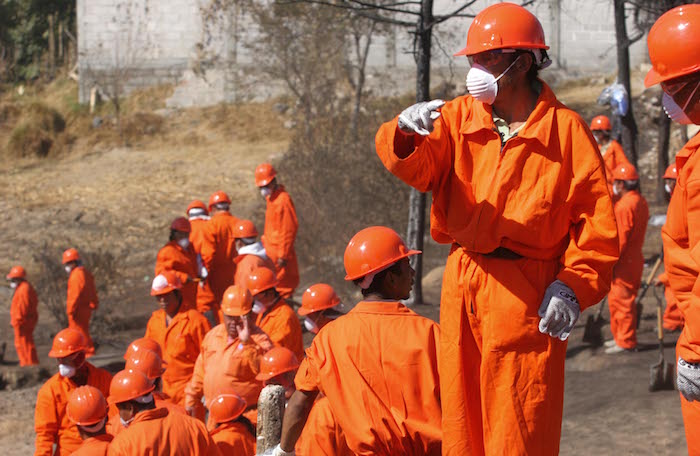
[454,3,548,57]
[150,270,182,296]
[124,337,163,361]
[62,248,80,264]
[221,284,254,316]
[612,164,639,181]
[235,219,259,239]
[255,163,277,187]
[170,217,191,233]
[6,265,26,280]
[299,283,340,316]
[208,191,231,210]
[645,5,700,87]
[67,386,108,426]
[256,346,300,381]
[108,369,155,405]
[186,199,208,215]
[125,348,165,380]
[209,394,247,424]
[247,267,278,296]
[664,163,678,179]
[344,226,421,281]
[48,328,86,358]
[590,115,612,131]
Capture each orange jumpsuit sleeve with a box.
[184,352,206,408]
[276,195,298,260]
[34,381,60,456]
[199,221,217,272]
[156,245,190,285]
[66,270,84,320]
[294,357,321,393]
[614,199,633,257]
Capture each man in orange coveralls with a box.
[374,4,619,454]
[144,271,211,411]
[107,369,221,455]
[35,328,112,455]
[273,226,442,456]
[255,163,300,298]
[6,265,38,366]
[184,283,273,428]
[604,164,649,354]
[62,248,99,356]
[208,393,256,454]
[66,386,112,455]
[646,5,700,453]
[590,114,632,193]
[187,199,218,319]
[297,283,344,335]
[234,219,275,287]
[256,346,300,399]
[248,266,304,359]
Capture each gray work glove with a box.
[397,99,445,136]
[678,357,700,402]
[538,280,580,341]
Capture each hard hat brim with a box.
[344,249,421,282]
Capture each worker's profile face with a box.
[388,258,415,300]
[664,178,676,197]
[662,72,700,124]
[257,288,277,307]
[156,291,180,316]
[57,350,85,369]
[592,130,609,146]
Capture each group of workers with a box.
[6,2,700,455]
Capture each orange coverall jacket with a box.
[145,309,211,406]
[256,298,304,360]
[295,396,352,456]
[601,139,631,193]
[658,272,684,331]
[106,391,187,437]
[262,186,300,298]
[190,216,217,314]
[72,434,112,456]
[156,240,199,311]
[106,407,221,456]
[66,266,99,354]
[295,300,442,455]
[34,362,112,456]
[376,82,619,456]
[210,421,256,455]
[10,280,39,366]
[201,211,239,304]
[185,323,272,424]
[661,133,700,455]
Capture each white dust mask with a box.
[260,188,272,198]
[612,185,620,196]
[304,318,319,334]
[120,416,135,428]
[662,92,693,125]
[64,266,72,274]
[252,300,264,314]
[665,183,673,194]
[10,282,17,289]
[58,363,76,378]
[466,57,520,105]
[177,238,190,249]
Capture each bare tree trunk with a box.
[405,0,433,306]
[48,14,56,78]
[656,105,671,203]
[613,0,638,167]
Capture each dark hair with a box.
[169,229,177,242]
[622,180,640,191]
[236,415,256,437]
[355,261,403,297]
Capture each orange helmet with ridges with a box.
[256,347,300,381]
[186,199,208,215]
[590,115,611,131]
[255,163,277,187]
[344,226,420,281]
[221,284,254,316]
[299,284,340,316]
[67,386,108,426]
[124,337,163,361]
[170,217,191,233]
[454,3,548,56]
[125,348,165,380]
[48,328,86,358]
[208,191,231,210]
[612,164,639,181]
[664,163,678,179]
[150,271,182,296]
[235,219,259,239]
[247,267,278,296]
[209,394,247,424]
[108,369,155,405]
[62,248,80,264]
[6,265,26,280]
[645,5,700,87]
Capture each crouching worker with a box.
[66,386,112,455]
[209,393,256,454]
[272,226,442,456]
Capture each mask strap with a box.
[681,81,700,112]
[494,55,521,83]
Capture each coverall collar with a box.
[131,406,169,426]
[460,80,556,150]
[676,132,700,172]
[351,300,414,315]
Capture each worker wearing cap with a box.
[6,265,38,366]
[233,219,275,288]
[248,267,304,360]
[297,283,344,335]
[200,191,240,321]
[144,271,211,414]
[156,217,200,312]
[67,386,112,455]
[646,5,700,452]
[255,163,300,298]
[604,164,649,354]
[275,226,442,456]
[185,283,273,429]
[208,393,256,454]
[589,114,632,194]
[35,328,112,455]
[62,248,99,357]
[187,200,218,320]
[375,3,618,454]
[107,369,221,455]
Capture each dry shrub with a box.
[5,102,65,157]
[121,111,164,140]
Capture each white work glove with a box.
[199,265,208,280]
[678,358,700,402]
[264,444,294,456]
[397,99,445,136]
[538,280,580,341]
